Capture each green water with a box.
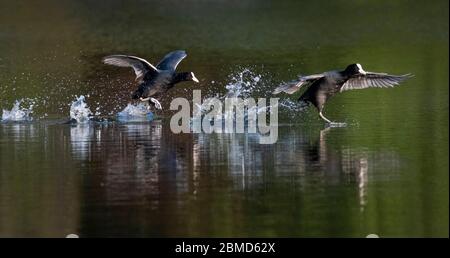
[0,0,448,237]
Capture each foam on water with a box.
[117,103,154,122]
[1,99,34,122]
[70,95,92,123]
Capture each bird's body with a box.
[298,71,347,112]
[132,70,174,100]
[103,50,199,110]
[273,64,412,124]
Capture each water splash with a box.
[1,100,34,122]
[195,69,263,117]
[196,68,308,122]
[70,95,92,123]
[225,68,262,98]
[278,98,310,115]
[117,103,154,122]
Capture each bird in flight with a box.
[273,63,412,124]
[103,50,199,110]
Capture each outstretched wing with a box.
[341,72,412,92]
[272,74,324,94]
[156,50,187,71]
[102,55,158,81]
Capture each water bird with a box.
[103,50,199,110]
[273,63,412,124]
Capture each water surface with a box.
[0,0,448,237]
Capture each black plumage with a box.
[103,50,199,110]
[273,63,412,123]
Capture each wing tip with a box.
[102,56,111,64]
[102,55,125,64]
[173,50,187,56]
[272,85,287,95]
[272,84,300,95]
[102,56,114,65]
[397,73,414,83]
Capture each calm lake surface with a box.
[0,0,448,237]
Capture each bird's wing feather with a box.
[102,55,158,81]
[272,74,324,94]
[156,50,187,71]
[341,72,412,92]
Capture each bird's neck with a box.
[173,72,190,84]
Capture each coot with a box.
[273,63,412,123]
[103,50,199,110]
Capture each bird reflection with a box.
[190,126,399,212]
[71,121,400,235]
[316,127,369,210]
[70,121,195,212]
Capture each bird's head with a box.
[345,63,367,75]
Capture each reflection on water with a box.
[0,121,413,237]
[0,121,444,236]
[0,0,447,237]
[70,124,94,160]
[1,123,36,141]
[0,123,80,237]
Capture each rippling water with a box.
[0,0,448,237]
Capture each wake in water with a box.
[1,99,34,122]
[0,68,308,124]
[63,95,154,123]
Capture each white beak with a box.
[191,72,199,83]
[357,64,367,75]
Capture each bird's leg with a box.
[139,97,151,110]
[319,111,332,124]
[319,111,347,127]
[140,97,162,110]
[149,98,162,110]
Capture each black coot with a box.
[103,50,199,110]
[273,63,412,123]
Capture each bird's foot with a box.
[150,98,162,110]
[140,97,162,110]
[319,112,332,124]
[319,111,346,127]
